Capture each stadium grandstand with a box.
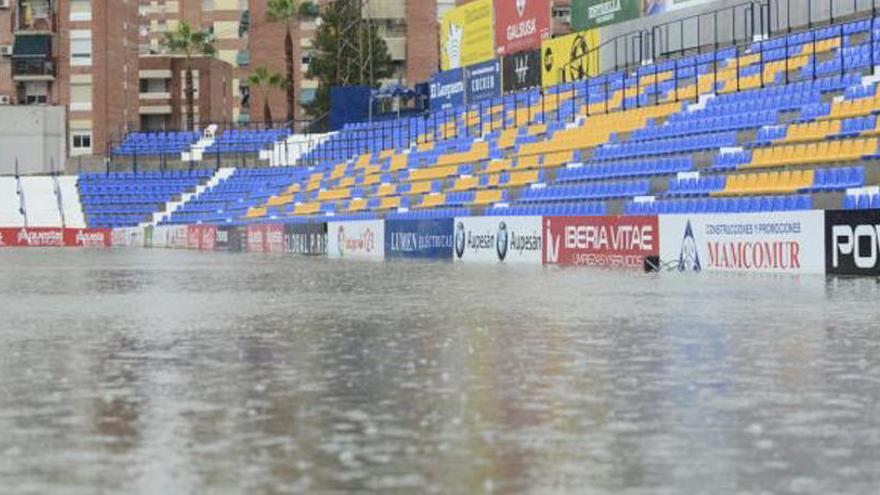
[68,14,880,230]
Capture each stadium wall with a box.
[6,210,878,276]
[0,106,67,175]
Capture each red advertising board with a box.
[265,224,284,253]
[199,225,217,251]
[247,224,267,253]
[63,228,111,248]
[0,227,65,247]
[495,0,551,56]
[543,216,658,268]
[187,225,202,250]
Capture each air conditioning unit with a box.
[0,0,9,9]
[0,95,12,105]
[0,45,12,57]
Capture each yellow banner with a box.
[541,29,601,87]
[440,0,495,70]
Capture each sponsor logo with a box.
[516,0,527,17]
[17,228,63,247]
[544,217,655,267]
[455,221,466,259]
[831,224,880,270]
[543,46,553,72]
[445,22,463,68]
[338,226,376,255]
[677,221,701,272]
[76,230,107,247]
[0,231,5,246]
[589,0,622,23]
[337,226,345,256]
[496,221,509,261]
[514,55,530,84]
[507,17,537,43]
[389,232,452,253]
[567,33,592,81]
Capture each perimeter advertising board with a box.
[167,225,188,249]
[265,224,285,253]
[284,223,328,255]
[572,0,641,30]
[227,225,246,252]
[503,49,542,92]
[62,228,111,248]
[440,0,495,70]
[825,209,880,276]
[659,212,825,274]
[247,224,266,253]
[453,216,542,264]
[111,227,144,248]
[494,0,551,56]
[541,29,600,87]
[328,220,385,259]
[465,59,502,104]
[430,68,466,111]
[385,219,454,259]
[543,216,658,268]
[215,226,230,251]
[0,227,64,247]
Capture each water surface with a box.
[0,249,878,494]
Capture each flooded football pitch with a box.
[0,249,878,494]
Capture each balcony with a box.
[17,0,56,33]
[12,59,54,81]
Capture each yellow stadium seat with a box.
[379,196,401,210]
[294,202,320,215]
[407,181,432,195]
[245,206,267,218]
[450,176,479,191]
[508,170,540,187]
[486,159,512,173]
[347,198,367,212]
[419,193,446,208]
[409,165,458,182]
[318,188,350,201]
[375,183,397,197]
[473,190,503,205]
[266,194,293,207]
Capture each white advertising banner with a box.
[659,211,826,274]
[151,225,172,248]
[453,216,543,264]
[328,220,385,259]
[111,227,144,248]
[167,225,188,249]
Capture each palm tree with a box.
[267,0,299,128]
[249,66,286,128]
[164,22,216,131]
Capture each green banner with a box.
[572,0,641,30]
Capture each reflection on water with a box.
[0,249,879,494]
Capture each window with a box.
[300,88,316,105]
[70,83,92,111]
[70,30,92,66]
[70,0,92,22]
[71,131,93,155]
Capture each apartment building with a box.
[0,0,140,157]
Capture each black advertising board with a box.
[227,225,246,252]
[825,209,880,276]
[502,49,542,93]
[284,222,328,255]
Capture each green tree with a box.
[248,66,286,127]
[304,1,394,119]
[267,0,300,127]
[163,22,216,131]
